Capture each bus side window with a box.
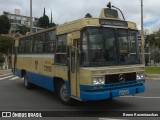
[25,37,33,53]
[18,38,25,53]
[44,31,56,53]
[33,33,44,53]
[55,35,67,65]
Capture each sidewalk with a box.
[145,74,160,80]
[0,69,12,75]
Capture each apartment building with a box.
[7,9,42,34]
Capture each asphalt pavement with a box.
[0,69,160,120]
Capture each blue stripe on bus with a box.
[16,69,22,78]
[15,69,145,101]
[80,80,145,101]
[80,84,145,101]
[16,69,55,92]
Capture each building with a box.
[6,9,43,34]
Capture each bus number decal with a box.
[44,65,52,72]
[35,60,38,70]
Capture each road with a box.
[0,72,160,120]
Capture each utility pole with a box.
[141,0,145,65]
[149,41,151,65]
[30,0,33,33]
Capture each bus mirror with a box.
[67,34,73,47]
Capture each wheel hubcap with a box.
[60,84,69,101]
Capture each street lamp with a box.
[141,0,145,65]
[30,0,33,33]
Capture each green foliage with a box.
[43,8,46,17]
[49,22,56,27]
[37,8,56,28]
[145,67,160,74]
[0,36,13,55]
[3,11,9,15]
[0,14,11,34]
[146,31,160,47]
[85,13,92,18]
[37,15,49,28]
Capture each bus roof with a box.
[57,18,137,35]
[18,18,137,39]
[18,27,56,39]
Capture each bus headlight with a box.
[136,72,145,80]
[92,76,105,85]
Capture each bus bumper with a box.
[80,85,145,101]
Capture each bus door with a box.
[68,40,79,97]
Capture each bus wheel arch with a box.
[21,69,26,78]
[54,77,74,105]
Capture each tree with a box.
[145,34,156,46]
[0,53,4,64]
[145,30,160,65]
[146,31,160,47]
[37,7,49,28]
[38,15,49,28]
[49,11,56,27]
[49,22,56,27]
[0,36,13,69]
[0,13,11,34]
[85,13,92,18]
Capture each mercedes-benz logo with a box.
[119,74,125,82]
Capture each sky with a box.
[0,0,160,34]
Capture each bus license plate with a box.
[119,90,129,96]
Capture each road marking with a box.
[0,73,12,77]
[9,76,19,80]
[0,75,14,81]
[121,96,160,99]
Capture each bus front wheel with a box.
[24,74,32,89]
[57,81,74,105]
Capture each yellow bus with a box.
[12,7,145,105]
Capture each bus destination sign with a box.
[99,19,128,27]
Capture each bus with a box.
[12,6,145,105]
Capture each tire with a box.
[24,74,32,89]
[57,81,75,105]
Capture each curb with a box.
[0,69,12,75]
[145,78,160,80]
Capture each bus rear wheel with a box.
[24,74,32,89]
[57,81,74,105]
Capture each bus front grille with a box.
[105,72,136,84]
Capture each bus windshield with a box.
[81,27,141,67]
